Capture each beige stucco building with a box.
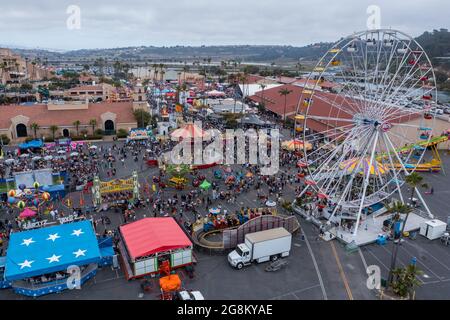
[0,101,137,142]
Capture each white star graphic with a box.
[19,260,34,269]
[46,254,62,263]
[47,233,61,242]
[21,238,35,246]
[73,249,87,258]
[71,229,84,237]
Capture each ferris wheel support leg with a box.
[414,188,434,219]
[353,130,379,237]
[380,133,404,204]
[327,130,376,227]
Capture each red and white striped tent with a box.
[170,123,208,140]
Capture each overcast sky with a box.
[0,0,449,51]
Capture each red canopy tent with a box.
[120,217,192,260]
[170,123,208,140]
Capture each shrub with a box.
[88,135,103,140]
[95,129,104,136]
[117,128,128,138]
[281,201,293,212]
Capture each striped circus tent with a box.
[170,123,208,140]
[339,158,388,175]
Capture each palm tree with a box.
[279,88,293,124]
[391,264,423,299]
[182,64,190,83]
[73,120,81,136]
[30,123,39,139]
[152,63,159,81]
[0,62,8,82]
[295,62,302,76]
[386,200,414,289]
[49,125,59,140]
[159,64,165,82]
[405,172,428,207]
[259,83,267,110]
[239,70,249,104]
[89,119,97,135]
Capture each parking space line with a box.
[399,245,446,280]
[269,284,321,300]
[365,248,390,271]
[404,241,450,271]
[379,245,426,285]
[303,227,328,300]
[358,248,369,271]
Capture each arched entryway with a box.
[63,129,70,137]
[16,123,28,138]
[105,120,115,131]
[104,120,115,135]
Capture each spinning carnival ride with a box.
[294,29,438,237]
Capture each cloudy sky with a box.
[0,0,449,51]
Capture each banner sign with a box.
[128,128,152,140]
[99,178,134,194]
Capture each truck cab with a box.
[228,244,251,269]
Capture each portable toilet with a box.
[420,220,447,240]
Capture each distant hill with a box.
[10,44,333,64]
[416,28,450,69]
[6,28,450,68]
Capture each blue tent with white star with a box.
[5,221,101,281]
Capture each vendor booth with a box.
[118,217,193,280]
[18,139,44,153]
[127,128,153,141]
[3,220,114,297]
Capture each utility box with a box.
[420,220,447,240]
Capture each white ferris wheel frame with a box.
[294,29,438,236]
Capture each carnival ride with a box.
[293,29,438,240]
[91,171,140,207]
[380,135,448,172]
[6,182,51,212]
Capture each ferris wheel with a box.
[294,29,437,236]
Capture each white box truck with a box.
[228,227,292,269]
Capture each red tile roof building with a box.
[248,84,421,137]
[0,101,137,140]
